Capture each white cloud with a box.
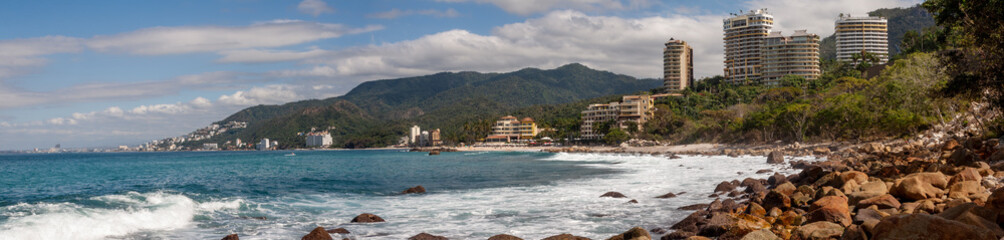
[298,0,335,17]
[86,21,381,55]
[217,47,329,63]
[746,0,922,37]
[367,8,461,19]
[437,0,651,15]
[217,85,302,106]
[0,36,83,79]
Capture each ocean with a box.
[0,150,810,239]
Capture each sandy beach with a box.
[454,143,721,154]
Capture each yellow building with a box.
[487,115,539,143]
[664,38,694,92]
[760,30,821,85]
[580,95,659,140]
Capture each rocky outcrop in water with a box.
[402,185,426,194]
[350,213,385,223]
[301,227,333,240]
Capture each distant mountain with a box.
[820,4,935,60]
[203,63,660,148]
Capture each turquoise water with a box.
[0,150,809,239]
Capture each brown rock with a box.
[756,169,773,174]
[402,185,426,194]
[744,181,767,194]
[807,195,852,226]
[841,224,868,240]
[542,234,591,240]
[715,181,737,192]
[350,213,385,223]
[326,228,349,234]
[739,229,780,240]
[950,168,983,185]
[656,192,677,198]
[792,221,843,240]
[891,172,949,201]
[746,202,767,217]
[409,233,448,240]
[697,212,735,237]
[302,227,333,240]
[661,231,694,240]
[856,194,901,209]
[761,190,791,211]
[684,237,711,240]
[777,210,803,226]
[606,227,650,240]
[943,139,961,151]
[627,199,639,204]
[767,151,785,164]
[848,181,888,205]
[872,213,997,240]
[949,148,981,167]
[938,203,1004,237]
[839,171,869,185]
[670,210,708,233]
[488,234,523,240]
[768,173,789,186]
[677,204,710,211]
[947,181,986,199]
[221,234,239,240]
[601,192,628,198]
[774,182,797,196]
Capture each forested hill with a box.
[204,63,660,148]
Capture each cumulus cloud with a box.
[298,0,335,17]
[86,20,381,55]
[745,0,923,37]
[217,85,303,106]
[367,8,461,19]
[437,0,651,15]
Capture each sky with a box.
[0,0,922,150]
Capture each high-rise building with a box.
[761,30,822,85]
[663,38,694,92]
[835,15,889,64]
[723,9,773,84]
[409,125,421,146]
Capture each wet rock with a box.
[678,204,710,211]
[856,194,901,209]
[746,202,767,217]
[488,234,523,240]
[656,192,677,198]
[649,228,667,235]
[744,181,767,194]
[767,151,785,164]
[542,233,591,240]
[402,185,426,194]
[409,233,448,240]
[670,210,708,233]
[221,234,239,240]
[756,169,773,174]
[302,227,333,240]
[660,231,694,240]
[761,190,791,211]
[697,212,734,237]
[715,181,737,193]
[350,213,385,223]
[872,213,997,240]
[326,228,350,234]
[891,172,949,201]
[774,182,797,196]
[707,199,724,212]
[606,227,650,240]
[627,199,639,204]
[807,195,852,226]
[792,221,843,240]
[602,192,628,198]
[768,173,788,186]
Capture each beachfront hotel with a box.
[305,131,333,147]
[723,9,773,84]
[760,30,822,85]
[663,38,694,92]
[486,116,539,143]
[580,94,673,139]
[835,15,889,64]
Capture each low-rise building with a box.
[202,143,219,150]
[305,131,333,148]
[581,94,667,140]
[430,129,442,146]
[257,138,272,150]
[486,116,539,143]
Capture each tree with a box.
[603,128,630,145]
[924,0,1004,111]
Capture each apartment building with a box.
[486,116,538,143]
[761,30,822,84]
[664,38,694,92]
[723,9,774,84]
[580,94,668,140]
[835,15,889,64]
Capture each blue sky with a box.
[0,0,921,150]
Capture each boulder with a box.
[856,194,901,209]
[409,233,448,240]
[627,199,639,204]
[302,227,333,240]
[806,195,852,226]
[402,185,426,194]
[948,148,981,167]
[542,234,591,240]
[715,181,737,192]
[744,181,767,194]
[767,151,785,164]
[488,234,524,240]
[891,172,949,201]
[839,171,869,186]
[746,202,767,217]
[660,231,694,240]
[872,213,998,240]
[606,227,651,240]
[774,182,796,196]
[221,234,239,240]
[792,221,843,240]
[854,207,886,234]
[947,181,986,199]
[326,228,350,234]
[350,213,385,223]
[768,173,789,186]
[937,203,1004,237]
[756,169,773,174]
[678,204,710,211]
[943,139,961,151]
[602,192,628,198]
[697,212,735,237]
[739,229,780,240]
[950,168,983,185]
[761,190,791,211]
[670,210,708,233]
[656,192,677,198]
[841,224,868,240]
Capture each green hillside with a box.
[202,63,660,148]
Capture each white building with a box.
[202,143,219,150]
[420,131,430,147]
[723,9,774,84]
[306,132,333,148]
[835,15,889,64]
[410,125,421,146]
[257,138,271,150]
